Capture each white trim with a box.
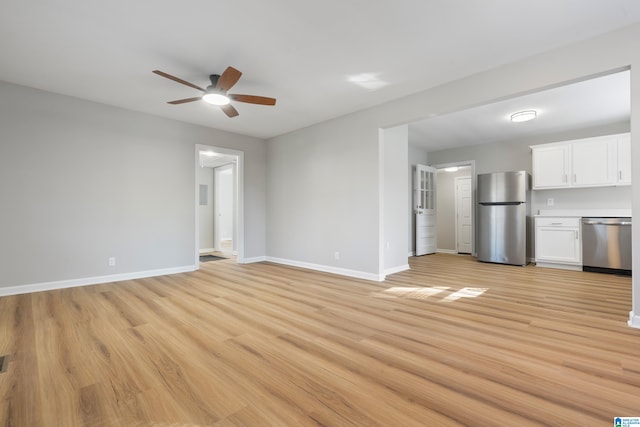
[628,311,640,329]
[436,249,458,254]
[199,248,216,254]
[265,256,385,282]
[0,265,197,297]
[385,264,410,276]
[378,128,385,279]
[408,251,415,257]
[534,262,582,271]
[241,256,267,264]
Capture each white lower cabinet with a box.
[535,217,582,270]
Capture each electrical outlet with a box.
[547,198,554,206]
[334,251,340,260]
[108,257,116,267]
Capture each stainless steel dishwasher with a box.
[581,217,632,275]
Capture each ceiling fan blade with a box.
[216,66,242,91]
[221,104,239,118]
[167,97,202,105]
[153,70,205,92]
[229,94,276,106]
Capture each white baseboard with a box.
[534,262,582,271]
[241,256,267,264]
[628,311,640,329]
[408,251,415,257]
[436,249,458,254]
[384,264,410,276]
[199,248,216,254]
[265,256,384,282]
[0,265,197,297]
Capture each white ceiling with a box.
[409,70,631,151]
[1,1,640,140]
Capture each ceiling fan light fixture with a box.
[202,92,230,106]
[510,110,537,123]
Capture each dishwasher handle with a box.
[582,220,632,226]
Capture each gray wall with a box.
[0,81,267,289]
[266,117,380,275]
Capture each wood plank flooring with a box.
[1,254,639,426]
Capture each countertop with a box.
[535,209,632,218]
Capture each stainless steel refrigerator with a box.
[477,171,528,266]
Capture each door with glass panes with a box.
[414,164,437,256]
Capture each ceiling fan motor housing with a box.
[209,74,221,87]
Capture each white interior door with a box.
[455,176,473,254]
[414,164,437,256]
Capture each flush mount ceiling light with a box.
[444,166,459,172]
[510,110,537,123]
[202,91,230,106]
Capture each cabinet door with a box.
[532,144,571,189]
[617,134,631,185]
[572,137,617,187]
[535,226,581,264]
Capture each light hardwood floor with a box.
[1,254,639,426]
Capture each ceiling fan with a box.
[152,66,276,118]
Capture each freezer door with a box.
[477,203,526,265]
[477,171,528,203]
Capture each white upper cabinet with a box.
[531,133,630,190]
[532,144,571,189]
[617,134,632,185]
[571,136,617,187]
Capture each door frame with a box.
[432,160,476,256]
[195,144,244,266]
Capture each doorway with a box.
[455,176,472,254]
[434,162,475,255]
[195,144,244,266]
